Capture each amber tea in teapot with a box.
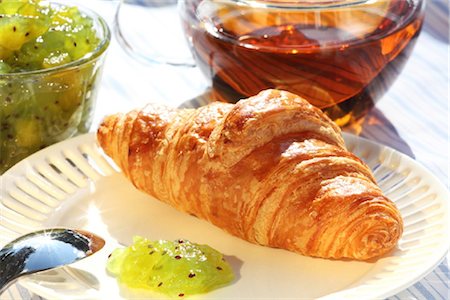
[180,0,425,126]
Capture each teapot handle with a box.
[114,0,196,67]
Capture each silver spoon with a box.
[0,228,105,295]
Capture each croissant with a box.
[97,89,402,260]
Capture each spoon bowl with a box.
[0,228,105,295]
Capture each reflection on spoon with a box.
[0,228,105,295]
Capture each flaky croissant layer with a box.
[97,89,402,260]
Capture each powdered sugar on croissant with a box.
[97,89,402,260]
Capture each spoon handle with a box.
[0,248,26,295]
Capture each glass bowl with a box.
[0,3,111,174]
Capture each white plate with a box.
[1,133,449,300]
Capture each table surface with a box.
[2,0,449,299]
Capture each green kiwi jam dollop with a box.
[106,236,235,298]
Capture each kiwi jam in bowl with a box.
[0,0,110,173]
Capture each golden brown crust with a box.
[97,89,403,260]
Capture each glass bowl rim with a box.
[0,1,111,78]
